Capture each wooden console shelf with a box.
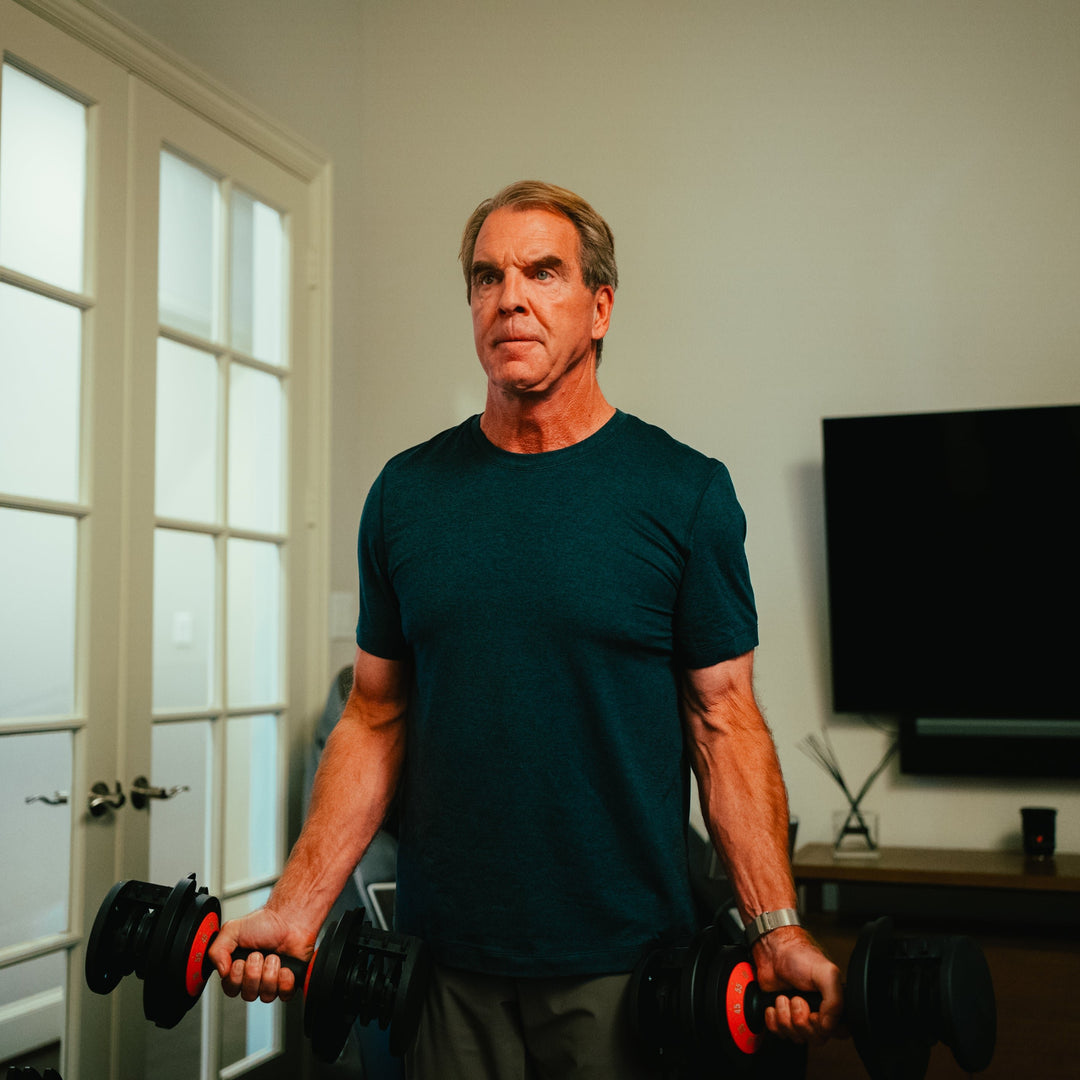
[794,842,1080,893]
[792,844,1078,1080]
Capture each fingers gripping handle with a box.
[225,945,309,984]
[744,986,824,1032]
[719,959,826,1057]
[184,909,308,997]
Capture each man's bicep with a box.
[349,647,411,717]
[680,649,758,727]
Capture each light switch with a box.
[172,610,193,647]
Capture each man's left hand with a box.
[751,925,844,1045]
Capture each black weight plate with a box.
[143,876,219,1029]
[869,1039,932,1080]
[847,917,908,1080]
[702,942,757,1071]
[940,935,996,1073]
[628,948,665,1061]
[362,948,385,1020]
[143,879,194,995]
[85,881,130,994]
[851,918,944,1080]
[170,888,219,997]
[388,935,431,1057]
[304,913,356,1064]
[629,944,696,1068]
[142,877,194,1028]
[679,926,718,1042]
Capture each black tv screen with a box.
[822,404,1080,778]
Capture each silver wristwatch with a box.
[744,908,801,947]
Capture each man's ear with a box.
[592,284,614,340]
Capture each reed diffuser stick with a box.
[797,732,897,852]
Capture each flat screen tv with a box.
[822,404,1080,779]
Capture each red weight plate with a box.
[725,960,762,1055]
[185,911,220,997]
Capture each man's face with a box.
[469,207,612,398]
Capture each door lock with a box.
[88,781,126,817]
[131,776,191,810]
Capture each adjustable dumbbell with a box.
[84,874,430,1061]
[630,916,996,1079]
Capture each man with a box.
[211,181,843,1077]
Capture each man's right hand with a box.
[209,906,315,1003]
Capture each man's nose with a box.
[498,271,528,314]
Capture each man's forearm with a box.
[267,677,407,938]
[695,712,795,922]
[681,655,845,1037]
[681,654,796,924]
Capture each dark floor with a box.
[0,1010,254,1080]
[1,1040,63,1075]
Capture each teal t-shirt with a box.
[357,411,757,976]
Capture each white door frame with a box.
[4,2,331,1076]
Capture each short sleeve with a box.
[673,463,759,669]
[356,469,410,660]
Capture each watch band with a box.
[744,908,801,947]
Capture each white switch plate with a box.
[172,611,193,647]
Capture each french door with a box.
[0,3,330,1078]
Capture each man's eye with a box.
[535,269,551,280]
[476,272,496,286]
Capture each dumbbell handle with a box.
[199,933,309,986]
[744,986,824,1032]
[229,946,309,982]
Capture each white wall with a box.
[98,0,1080,853]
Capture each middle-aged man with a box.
[211,181,843,1078]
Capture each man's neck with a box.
[480,379,616,454]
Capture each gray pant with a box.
[405,964,664,1080]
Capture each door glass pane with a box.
[158,150,219,339]
[226,539,280,708]
[230,191,286,367]
[0,63,86,292]
[148,720,212,886]
[0,952,65,1070]
[155,339,219,523]
[224,714,279,888]
[0,284,82,503]
[145,996,205,1080]
[0,732,72,949]
[221,887,279,1069]
[0,509,76,719]
[146,722,213,1080]
[153,530,216,711]
[227,364,283,533]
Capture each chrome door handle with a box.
[88,781,126,816]
[26,791,70,806]
[130,775,190,810]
